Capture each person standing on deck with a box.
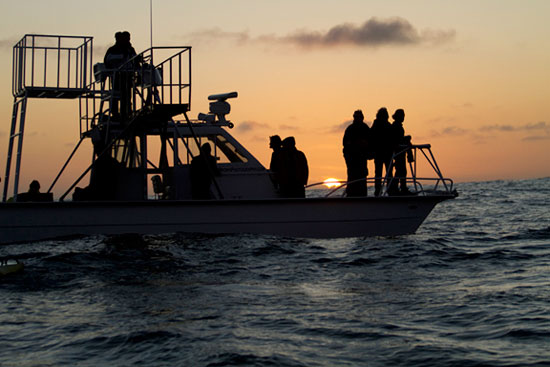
[390,109,413,195]
[343,110,371,197]
[277,137,309,198]
[268,135,283,191]
[104,31,137,121]
[371,107,394,196]
[190,143,220,200]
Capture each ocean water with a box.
[1,178,549,366]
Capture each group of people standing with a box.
[343,107,413,197]
[104,31,138,121]
[269,136,309,198]
[191,135,309,200]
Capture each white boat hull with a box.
[0,196,451,244]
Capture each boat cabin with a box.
[76,119,279,201]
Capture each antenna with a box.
[149,0,153,49]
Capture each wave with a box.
[502,328,550,340]
[502,227,550,241]
[206,353,307,367]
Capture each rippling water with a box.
[1,178,549,366]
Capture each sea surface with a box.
[1,178,549,366]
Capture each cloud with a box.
[427,121,550,143]
[278,124,300,131]
[429,126,470,137]
[328,120,352,134]
[249,134,269,143]
[234,120,302,134]
[479,121,549,133]
[524,121,549,130]
[281,17,455,48]
[431,121,549,137]
[0,37,19,50]
[187,28,251,45]
[186,17,455,49]
[94,44,111,59]
[451,102,474,109]
[235,120,269,133]
[522,135,550,141]
[479,124,515,132]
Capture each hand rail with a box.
[309,176,454,198]
[305,144,455,198]
[79,46,192,135]
[12,34,93,97]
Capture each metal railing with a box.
[12,34,93,97]
[79,46,191,135]
[309,176,455,198]
[306,144,455,198]
[136,46,192,107]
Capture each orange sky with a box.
[0,1,549,197]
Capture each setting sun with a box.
[323,178,343,189]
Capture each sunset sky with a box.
[0,0,549,197]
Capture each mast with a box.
[150,0,153,49]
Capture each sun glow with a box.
[323,178,343,189]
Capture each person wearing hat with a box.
[342,109,371,196]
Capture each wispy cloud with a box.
[0,37,18,50]
[278,124,300,131]
[429,126,470,137]
[187,17,455,49]
[522,135,550,141]
[479,121,549,133]
[328,120,352,134]
[186,29,251,45]
[427,121,550,143]
[235,120,303,135]
[235,120,270,133]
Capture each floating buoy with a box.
[0,259,24,276]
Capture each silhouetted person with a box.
[269,135,283,190]
[390,109,413,195]
[278,137,309,198]
[27,180,41,199]
[190,143,220,200]
[88,154,122,200]
[104,31,137,121]
[371,107,394,196]
[17,180,52,202]
[343,110,371,197]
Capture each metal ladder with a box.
[2,97,28,201]
[2,34,93,202]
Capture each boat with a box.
[0,34,457,244]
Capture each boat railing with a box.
[3,34,94,202]
[12,34,93,99]
[79,46,191,136]
[310,176,455,198]
[306,144,456,198]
